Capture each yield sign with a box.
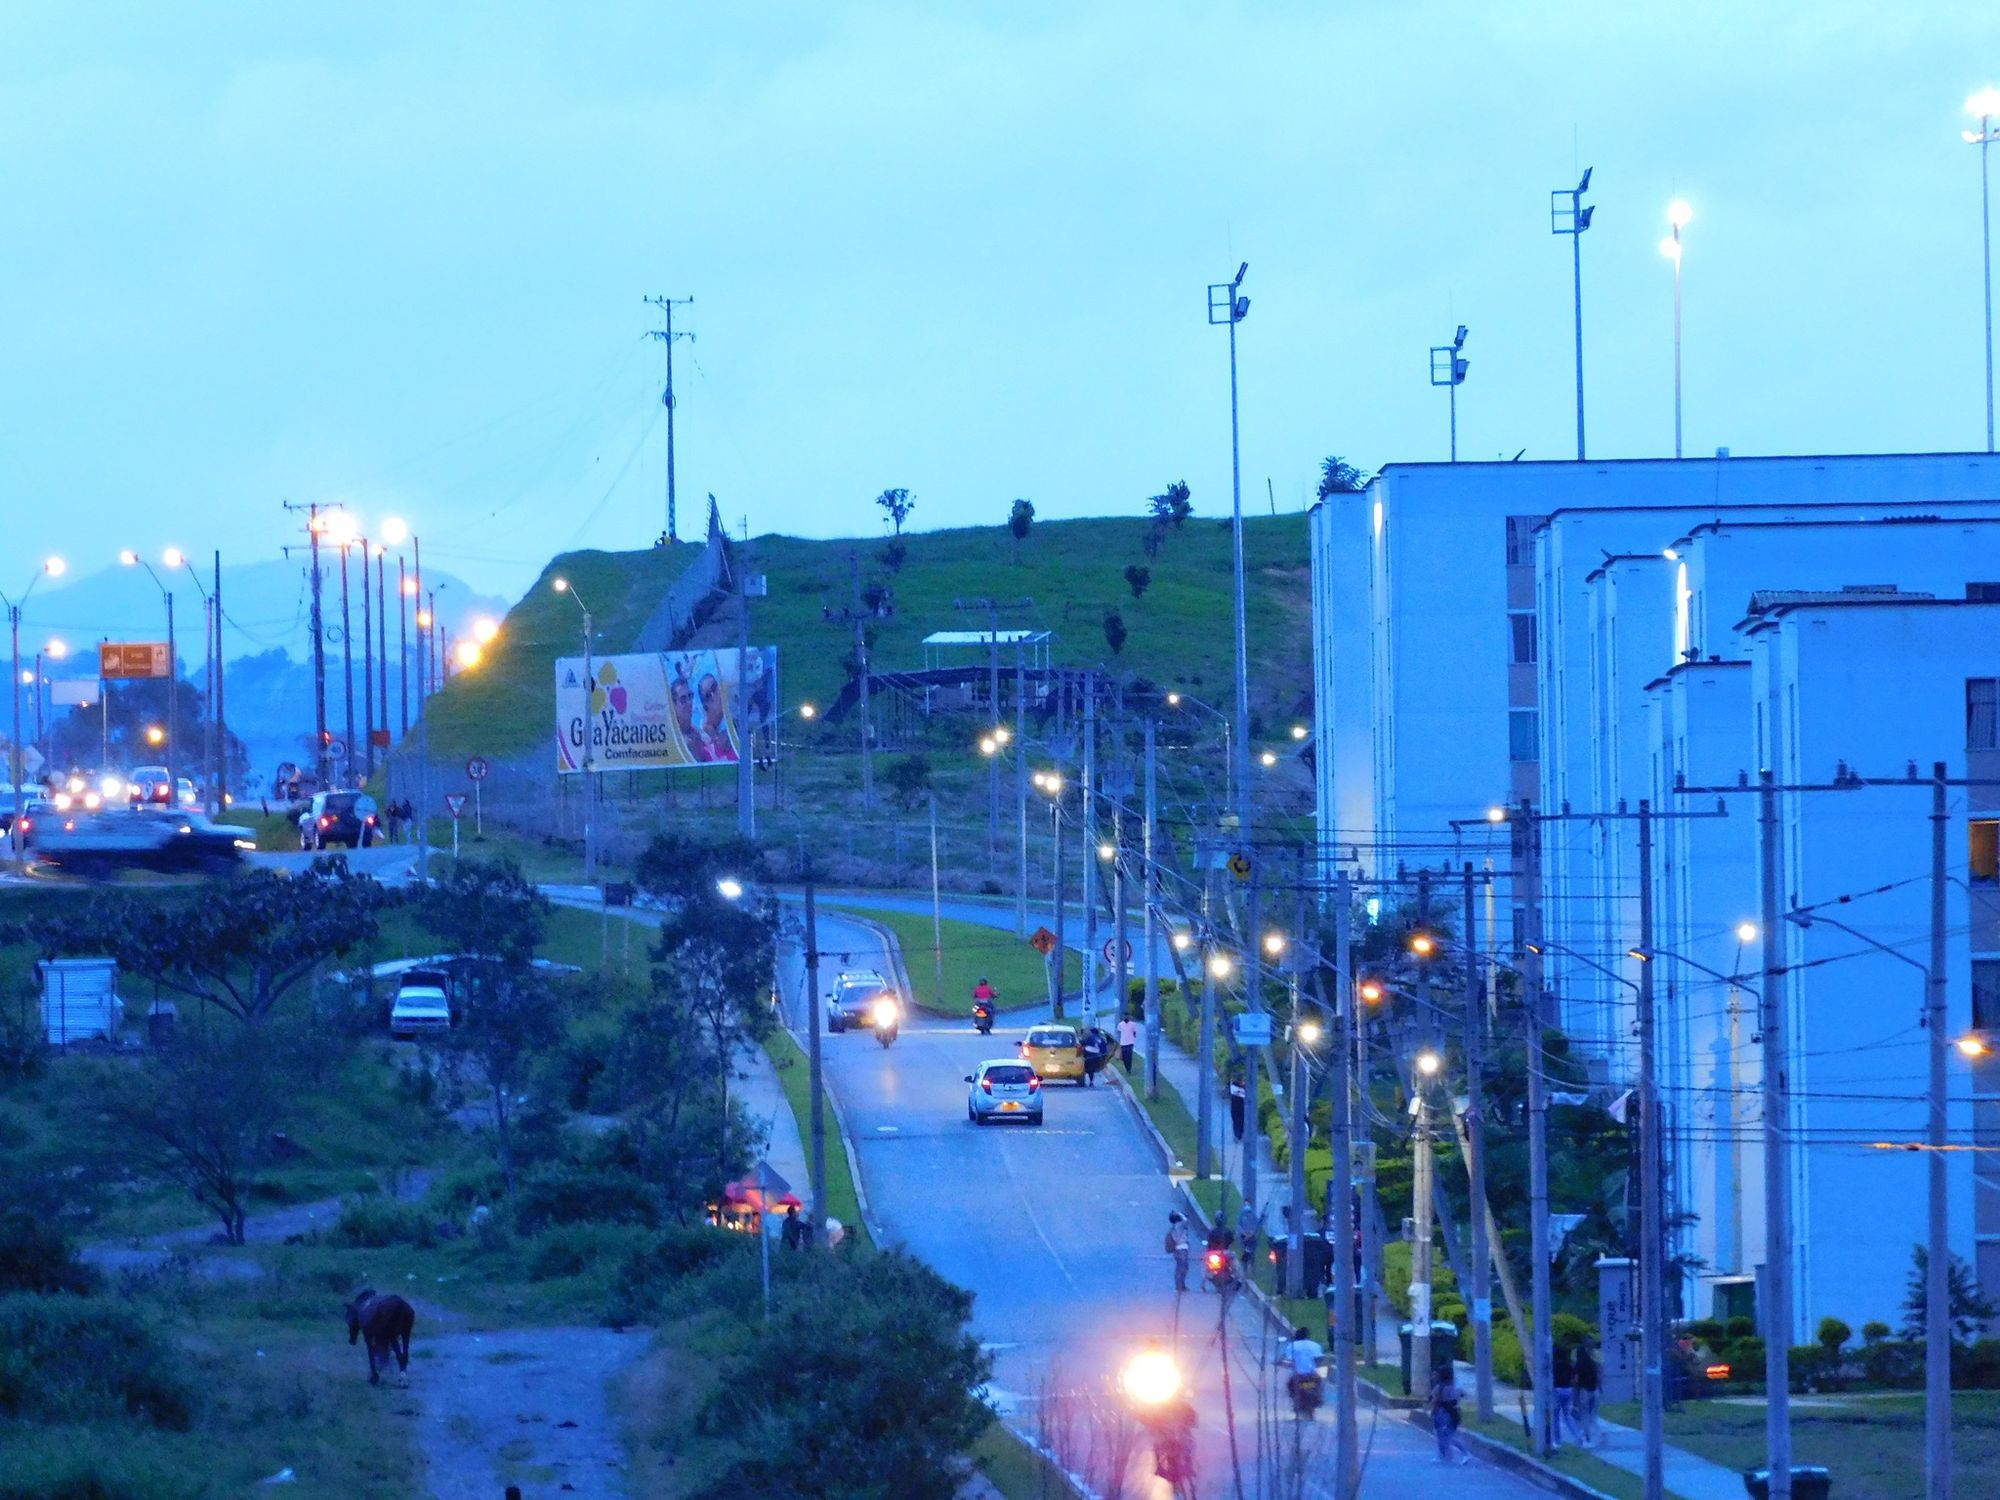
[444,794,468,819]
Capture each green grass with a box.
[971,1418,1084,1499]
[762,1028,874,1252]
[1463,1413,1659,1500]
[1599,1392,2000,1500]
[419,513,1311,763]
[828,904,1077,1017]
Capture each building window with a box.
[1976,960,2000,1032]
[1509,709,1539,763]
[1505,515,1538,566]
[1510,613,1538,665]
[1972,679,1999,751]
[1974,821,1999,886]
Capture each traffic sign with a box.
[1231,1011,1273,1047]
[1226,850,1252,882]
[465,756,490,781]
[444,793,468,819]
[1101,936,1134,965]
[1028,926,1057,956]
[326,739,347,762]
[98,642,170,680]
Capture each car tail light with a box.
[365,816,376,825]
[319,817,331,827]
[1027,1076,1041,1093]
[979,1078,993,1094]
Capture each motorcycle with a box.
[871,996,900,1048]
[1287,1367,1326,1418]
[1202,1245,1240,1294]
[972,999,995,1035]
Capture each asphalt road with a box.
[778,908,1541,1499]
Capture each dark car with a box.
[300,791,380,850]
[825,969,899,1034]
[37,809,252,878]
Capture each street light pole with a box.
[1757,770,1795,1500]
[1967,90,2000,453]
[1551,168,1595,459]
[1661,201,1692,459]
[1926,761,1951,1500]
[1637,804,1665,1500]
[1464,863,1495,1422]
[1429,326,1470,461]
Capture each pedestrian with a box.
[1080,1027,1109,1086]
[780,1204,804,1252]
[1165,1210,1192,1292]
[1551,1338,1576,1451]
[1571,1340,1601,1447]
[1228,1071,1247,1140]
[1116,1012,1139,1074]
[1430,1368,1473,1465]
[1237,1200,1261,1265]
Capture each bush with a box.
[0,1208,94,1296]
[327,1196,437,1249]
[0,1293,195,1429]
[514,1164,661,1235]
[1860,1337,1922,1388]
[1962,1338,2000,1389]
[423,1162,507,1218]
[1724,1316,1756,1340]
[1817,1316,1852,1356]
[522,1222,655,1282]
[605,1225,751,1324]
[1862,1320,1893,1343]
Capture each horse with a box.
[344,1289,416,1385]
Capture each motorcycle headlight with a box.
[871,997,898,1026]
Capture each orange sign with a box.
[1029,926,1057,956]
[99,642,170,680]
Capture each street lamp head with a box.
[45,639,66,658]
[715,877,745,901]
[472,617,500,645]
[1262,931,1287,957]
[1207,952,1234,979]
[145,725,165,746]
[1290,724,1308,740]
[1486,805,1507,823]
[1097,842,1116,861]
[1967,87,2000,117]
[454,639,483,670]
[1166,692,1182,706]
[1409,933,1435,958]
[1171,931,1193,952]
[380,516,409,545]
[1297,1019,1323,1045]
[162,547,184,570]
[43,556,64,577]
[1956,1033,1991,1059]
[552,577,569,593]
[993,725,1011,745]
[1415,1050,1442,1077]
[1628,948,1653,962]
[1359,978,1385,1003]
[119,549,138,567]
[1259,750,1278,768]
[978,736,998,757]
[1668,199,1693,229]
[799,702,817,720]
[402,577,420,597]
[1735,921,1758,943]
[416,609,433,628]
[1659,235,1683,263]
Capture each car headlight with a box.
[234,839,257,851]
[871,997,898,1026]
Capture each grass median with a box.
[762,1028,874,1252]
[830,904,1077,1018]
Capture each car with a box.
[128,766,175,806]
[36,808,252,877]
[1019,1023,1086,1083]
[966,1059,1043,1126]
[2,796,54,840]
[389,978,453,1040]
[825,969,899,1033]
[300,790,381,850]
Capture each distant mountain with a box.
[27,559,510,793]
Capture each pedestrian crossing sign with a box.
[1028,927,1057,956]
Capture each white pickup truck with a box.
[389,975,454,1040]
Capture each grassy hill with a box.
[421,512,1311,763]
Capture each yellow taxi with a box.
[1019,1023,1085,1083]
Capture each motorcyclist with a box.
[1280,1325,1327,1414]
[971,978,997,1033]
[972,978,997,1004]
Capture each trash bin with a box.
[1397,1320,1460,1395]
[1742,1466,1833,1500]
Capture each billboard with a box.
[555,647,777,774]
[99,642,170,680]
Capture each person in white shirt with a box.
[1116,1013,1140,1073]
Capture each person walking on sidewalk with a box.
[1165,1211,1192,1292]
[1571,1339,1601,1447]
[1228,1070,1247,1140]
[1116,1012,1139,1074]
[1550,1339,1576,1451]
[1430,1368,1473,1465]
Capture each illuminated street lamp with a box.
[716,877,745,901]
[1415,1049,1442,1077]
[1956,1033,1990,1060]
[551,575,597,880]
[454,639,483,670]
[471,616,500,645]
[1359,978,1385,1004]
[1410,932,1436,958]
[1486,805,1507,824]
[1735,921,1759,944]
[978,735,999,757]
[799,702,817,720]
[1296,1018,1323,1046]
[1259,749,1278,768]
[1207,952,1235,979]
[1171,931,1193,952]
[145,725,166,746]
[1290,724,1308,740]
[1262,931,1287,958]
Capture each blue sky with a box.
[4,2,1997,602]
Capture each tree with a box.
[82,1020,301,1244]
[876,487,915,537]
[1123,564,1151,600]
[417,856,549,970]
[452,966,569,1196]
[1102,609,1128,655]
[1316,454,1374,498]
[884,753,934,812]
[693,1249,993,1500]
[1901,1245,1998,1344]
[30,864,387,1025]
[1147,480,1193,528]
[1007,498,1035,555]
[635,832,769,922]
[606,994,756,1217]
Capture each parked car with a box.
[1018,1023,1086,1083]
[966,1060,1044,1126]
[389,977,453,1040]
[825,969,898,1033]
[299,791,380,850]
[36,808,252,878]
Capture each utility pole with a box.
[360,535,375,780]
[1196,850,1218,1181]
[1143,717,1160,1099]
[803,865,828,1245]
[1520,799,1556,1457]
[307,505,329,789]
[412,537,428,881]
[396,555,409,737]
[735,527,755,839]
[929,793,945,1010]
[213,552,227,809]
[338,542,355,784]
[1015,647,1028,936]
[375,547,388,764]
[1285,863,1309,1300]
[1354,869,1380,1368]
[645,294,695,543]
[845,553,874,810]
[1410,868,1435,1402]
[1926,761,1951,1500]
[1757,770,1794,1500]
[1049,764,1067,1018]
[1637,804,1665,1500]
[1329,870,1359,1496]
[1241,858,1264,1221]
[1464,863,1494,1421]
[1082,673,1099,1031]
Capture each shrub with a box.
[605,1225,752,1325]
[513,1164,660,1235]
[1862,1320,1893,1343]
[327,1196,437,1249]
[424,1162,507,1218]
[1962,1338,2000,1389]
[1817,1316,1852,1356]
[0,1293,194,1429]
[1684,1318,1725,1348]
[1724,1316,1756,1340]
[1860,1336,1922,1388]
[0,1208,94,1296]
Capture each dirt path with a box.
[414,1324,643,1500]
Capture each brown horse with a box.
[344,1289,416,1385]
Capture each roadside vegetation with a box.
[829,903,1077,1017]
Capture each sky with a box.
[4,2,1998,606]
